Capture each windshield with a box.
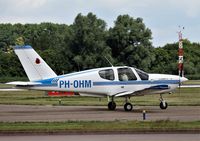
[118,68,137,81]
[135,68,149,80]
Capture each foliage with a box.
[107,15,154,71]
[70,13,113,71]
[0,13,199,79]
[152,40,200,76]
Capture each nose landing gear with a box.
[159,94,168,109]
[124,97,133,111]
[124,102,133,111]
[107,96,116,110]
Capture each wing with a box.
[114,84,170,97]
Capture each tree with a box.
[107,15,154,71]
[70,13,113,71]
[0,13,199,80]
[152,40,200,76]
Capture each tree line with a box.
[0,12,199,81]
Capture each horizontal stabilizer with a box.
[0,88,27,91]
[6,81,41,86]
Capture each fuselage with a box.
[19,66,188,97]
[8,45,189,111]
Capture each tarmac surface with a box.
[0,105,199,122]
[0,134,199,141]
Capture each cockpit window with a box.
[135,68,149,80]
[99,69,114,80]
[118,68,137,81]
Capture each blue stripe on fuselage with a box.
[93,80,179,86]
[34,79,179,87]
[35,78,55,85]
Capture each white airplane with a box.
[7,45,188,111]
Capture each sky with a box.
[0,0,199,47]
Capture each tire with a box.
[108,101,116,110]
[160,101,168,109]
[124,103,133,111]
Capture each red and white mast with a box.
[178,30,184,77]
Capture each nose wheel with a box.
[159,95,168,109]
[123,97,133,111]
[160,101,168,109]
[124,103,133,111]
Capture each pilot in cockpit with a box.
[120,73,128,81]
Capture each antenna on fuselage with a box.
[104,56,114,67]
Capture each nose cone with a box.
[180,76,188,82]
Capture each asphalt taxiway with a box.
[0,105,199,122]
[0,134,199,141]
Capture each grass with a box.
[0,120,199,133]
[0,81,199,134]
[182,80,200,85]
[0,88,200,106]
[0,81,199,106]
[0,88,199,106]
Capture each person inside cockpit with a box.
[120,73,128,81]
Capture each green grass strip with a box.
[0,120,199,133]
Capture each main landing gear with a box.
[159,94,168,110]
[108,101,116,110]
[107,96,133,111]
[107,95,168,111]
[108,96,116,110]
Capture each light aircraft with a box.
[7,45,188,111]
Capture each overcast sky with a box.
[0,0,199,47]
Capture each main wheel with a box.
[160,101,168,109]
[124,103,133,111]
[108,101,116,110]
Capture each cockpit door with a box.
[117,67,137,90]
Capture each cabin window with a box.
[99,69,115,80]
[135,68,149,80]
[118,68,137,81]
